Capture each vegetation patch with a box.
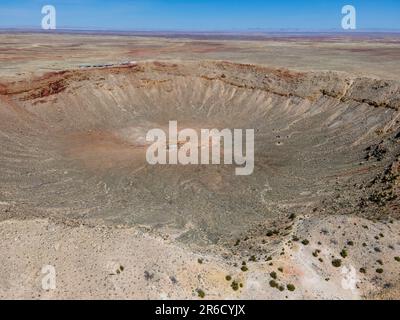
[332,259,342,268]
[231,281,239,291]
[287,284,296,292]
[197,289,205,299]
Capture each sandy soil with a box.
[1,32,400,81]
[1,213,399,300]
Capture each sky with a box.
[0,0,399,31]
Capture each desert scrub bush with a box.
[241,266,248,272]
[116,265,124,274]
[249,255,257,262]
[197,258,203,264]
[301,239,309,245]
[197,289,205,298]
[376,268,384,274]
[369,190,397,206]
[289,213,296,220]
[269,280,278,288]
[270,271,277,279]
[312,249,321,257]
[287,284,296,292]
[231,281,239,291]
[340,249,348,258]
[266,231,274,237]
[278,267,284,273]
[394,256,400,262]
[225,275,232,281]
[376,259,383,265]
[292,236,299,242]
[332,259,342,268]
[359,268,366,274]
[347,241,354,246]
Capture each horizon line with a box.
[1,27,400,34]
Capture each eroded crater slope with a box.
[0,61,399,246]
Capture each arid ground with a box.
[0,32,399,299]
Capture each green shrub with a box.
[231,281,239,291]
[312,250,320,257]
[332,259,342,268]
[287,284,296,291]
[197,289,205,298]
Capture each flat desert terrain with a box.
[0,32,399,299]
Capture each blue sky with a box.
[0,0,399,31]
